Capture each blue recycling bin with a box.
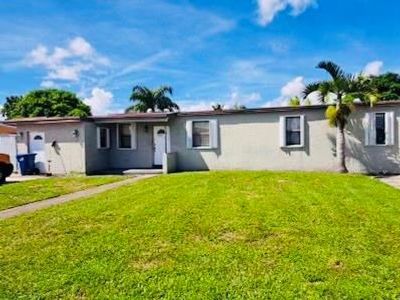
[16,153,37,175]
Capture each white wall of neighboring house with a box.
[0,134,17,169]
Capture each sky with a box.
[1,0,400,114]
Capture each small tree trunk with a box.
[336,125,348,173]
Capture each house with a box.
[0,124,17,168]
[3,101,400,175]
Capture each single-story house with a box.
[3,101,400,175]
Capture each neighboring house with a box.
[0,124,17,168]
[3,101,400,175]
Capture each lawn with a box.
[1,171,400,299]
[0,175,125,210]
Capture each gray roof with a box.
[3,101,400,124]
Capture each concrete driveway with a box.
[378,175,400,189]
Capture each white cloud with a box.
[178,90,262,111]
[84,87,115,115]
[40,80,56,88]
[226,90,261,108]
[363,60,383,77]
[179,101,216,112]
[268,39,291,54]
[257,0,316,26]
[265,76,339,107]
[48,63,92,81]
[25,37,108,82]
[281,76,305,98]
[69,37,93,56]
[265,76,306,106]
[229,60,267,83]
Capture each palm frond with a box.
[318,81,334,102]
[302,82,320,98]
[317,61,346,80]
[154,86,173,98]
[125,105,135,113]
[302,82,326,103]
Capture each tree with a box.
[288,96,301,106]
[362,72,400,101]
[212,103,224,111]
[232,102,246,110]
[1,96,22,119]
[126,85,179,113]
[1,89,91,119]
[303,61,378,173]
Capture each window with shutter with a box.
[285,117,301,146]
[280,115,305,148]
[192,121,210,148]
[186,120,218,149]
[117,124,136,149]
[365,111,395,146]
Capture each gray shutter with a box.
[96,127,101,149]
[210,120,219,149]
[300,115,305,147]
[166,126,171,153]
[186,120,193,149]
[386,111,395,145]
[279,116,286,147]
[131,123,137,149]
[364,112,374,146]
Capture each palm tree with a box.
[212,103,224,111]
[303,61,378,173]
[126,86,179,113]
[288,96,301,106]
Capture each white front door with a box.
[29,132,46,173]
[153,126,167,166]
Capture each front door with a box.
[153,126,166,166]
[29,132,46,173]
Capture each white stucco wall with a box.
[169,105,400,174]
[15,123,86,174]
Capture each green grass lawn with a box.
[0,175,125,210]
[1,171,400,299]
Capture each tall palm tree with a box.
[303,61,378,173]
[126,85,179,113]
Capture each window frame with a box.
[116,123,136,150]
[96,127,110,150]
[280,115,305,149]
[192,120,211,149]
[186,119,219,150]
[365,111,395,147]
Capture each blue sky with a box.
[1,0,399,114]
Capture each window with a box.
[192,121,210,148]
[286,117,301,146]
[186,120,218,149]
[116,124,136,149]
[118,124,132,149]
[280,115,305,148]
[375,113,386,145]
[365,112,395,146]
[97,127,110,149]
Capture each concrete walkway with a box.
[0,175,157,220]
[7,174,49,183]
[378,175,400,189]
